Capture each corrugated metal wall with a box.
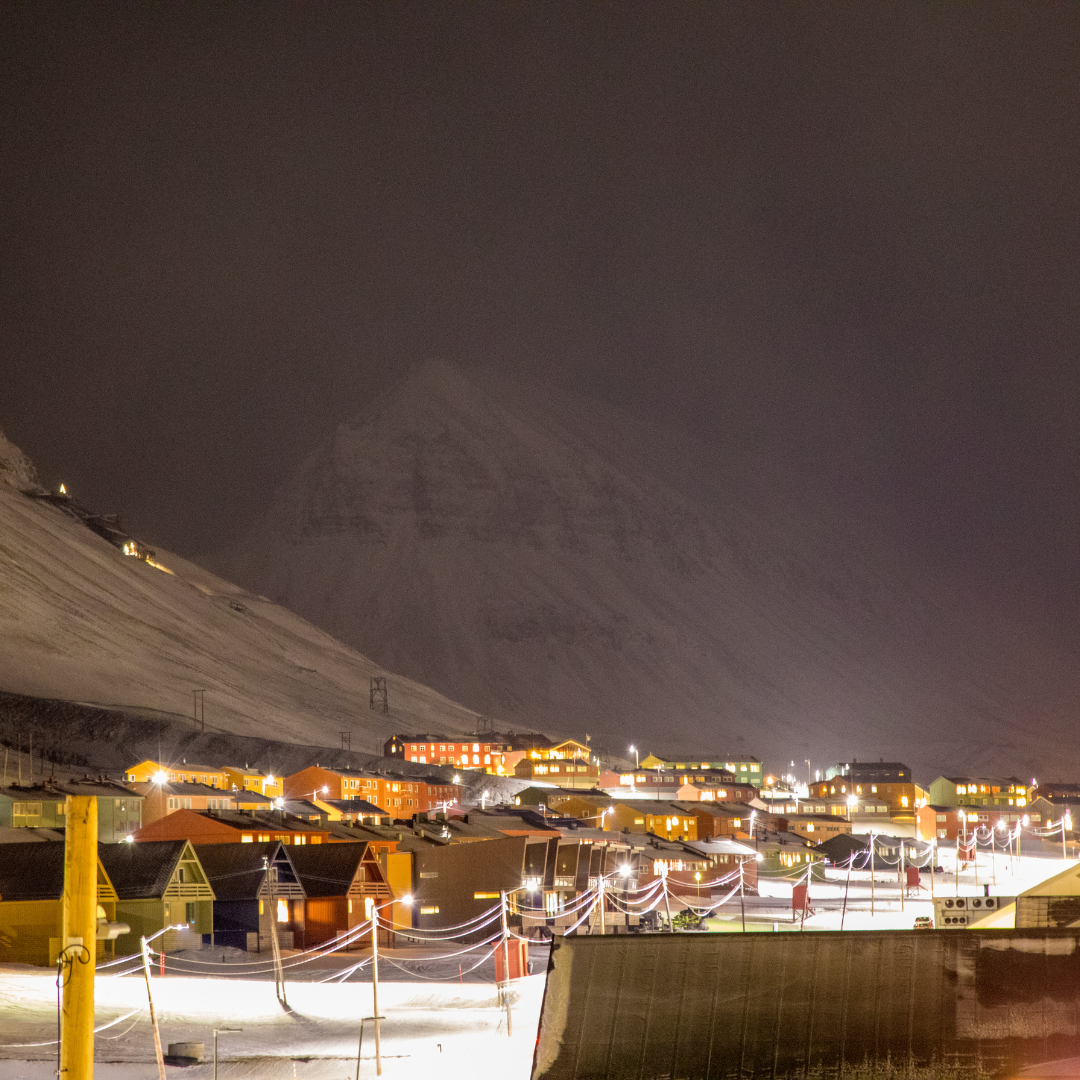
[532,930,1080,1080]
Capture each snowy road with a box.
[0,966,546,1080]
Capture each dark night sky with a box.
[3,4,1079,620]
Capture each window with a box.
[938,829,947,838]
[241,834,253,842]
[168,797,178,810]
[259,900,265,915]
[277,899,289,923]
[936,813,947,821]
[474,892,499,899]
[13,802,42,818]
[185,902,196,925]
[420,905,440,915]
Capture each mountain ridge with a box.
[208,360,1080,779]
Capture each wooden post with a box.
[500,892,513,1036]
[140,938,167,1080]
[371,905,382,1076]
[60,795,97,1080]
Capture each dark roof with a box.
[814,834,870,863]
[286,843,366,897]
[0,826,66,843]
[323,799,386,815]
[98,839,189,899]
[130,781,223,796]
[194,842,294,900]
[196,810,327,833]
[0,841,68,900]
[0,780,140,800]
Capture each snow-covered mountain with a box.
[209,359,1080,780]
[0,427,485,750]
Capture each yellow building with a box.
[639,753,762,781]
[221,766,284,798]
[514,739,599,789]
[0,842,119,966]
[546,794,698,842]
[125,759,229,789]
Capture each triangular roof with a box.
[0,840,118,902]
[98,839,210,900]
[286,843,368,898]
[194,841,301,900]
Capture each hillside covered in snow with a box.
[0,428,486,752]
[209,360,1080,779]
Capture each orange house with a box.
[132,808,333,846]
[284,766,459,815]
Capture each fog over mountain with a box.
[208,360,1080,780]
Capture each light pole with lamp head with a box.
[213,1028,242,1080]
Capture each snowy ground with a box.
[0,959,546,1080]
[695,851,1077,931]
[1,853,1072,1079]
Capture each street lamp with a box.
[629,745,639,768]
[213,1028,242,1080]
[846,794,858,821]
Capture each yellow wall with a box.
[384,851,414,931]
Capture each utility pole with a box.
[840,851,853,930]
[499,891,513,1036]
[140,938,167,1080]
[739,863,746,932]
[899,841,905,911]
[661,865,673,931]
[371,904,383,1075]
[60,795,97,1080]
[264,858,286,1005]
[597,876,605,936]
[370,676,388,715]
[870,834,875,917]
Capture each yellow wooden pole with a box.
[61,795,98,1080]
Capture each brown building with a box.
[288,842,391,949]
[674,802,753,840]
[810,761,918,816]
[782,813,853,843]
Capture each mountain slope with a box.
[0,430,485,749]
[209,360,1080,779]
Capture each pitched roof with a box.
[98,839,190,898]
[0,841,67,899]
[194,842,293,900]
[286,843,366,897]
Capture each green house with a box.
[0,779,143,842]
[98,839,215,954]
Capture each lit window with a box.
[277,899,289,923]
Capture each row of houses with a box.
[0,794,770,966]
